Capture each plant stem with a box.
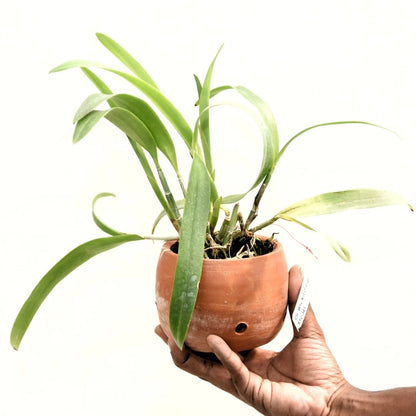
[141,234,179,241]
[245,174,272,229]
[177,173,187,198]
[157,167,182,232]
[209,197,222,234]
[128,139,177,226]
[237,211,245,232]
[249,213,280,233]
[216,203,240,245]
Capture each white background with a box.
[1,1,416,415]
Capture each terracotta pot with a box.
[155,238,288,352]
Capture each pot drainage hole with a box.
[235,322,248,334]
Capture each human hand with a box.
[155,266,349,416]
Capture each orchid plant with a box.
[11,33,413,350]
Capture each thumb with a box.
[288,265,324,340]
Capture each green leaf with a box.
[50,59,106,73]
[72,71,177,226]
[234,86,279,163]
[10,234,143,350]
[322,233,351,262]
[193,74,202,97]
[196,85,278,205]
[277,189,413,218]
[276,121,398,165]
[220,86,277,204]
[66,62,180,231]
[169,156,211,348]
[152,199,185,234]
[194,85,232,106]
[278,214,351,262]
[71,88,175,224]
[103,107,158,161]
[101,70,194,148]
[51,60,193,148]
[96,33,159,89]
[209,196,223,233]
[216,203,240,245]
[92,193,124,236]
[128,139,175,222]
[81,67,113,94]
[198,45,223,174]
[73,110,108,143]
[74,106,159,162]
[73,93,114,123]
[110,94,178,171]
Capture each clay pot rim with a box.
[161,236,283,264]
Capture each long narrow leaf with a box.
[92,193,124,236]
[81,67,113,94]
[169,156,211,348]
[128,139,175,224]
[198,45,223,174]
[277,189,413,218]
[73,110,108,143]
[152,199,185,234]
[96,33,159,89]
[51,61,193,148]
[193,74,202,97]
[10,234,143,350]
[110,94,178,171]
[194,86,278,205]
[276,121,398,165]
[73,93,114,123]
[234,86,279,162]
[104,107,158,161]
[194,85,233,105]
[278,214,351,261]
[209,85,277,203]
[50,60,105,73]
[74,106,159,162]
[75,71,175,226]
[102,69,194,148]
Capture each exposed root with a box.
[170,231,276,260]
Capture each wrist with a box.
[328,382,359,416]
[329,383,416,416]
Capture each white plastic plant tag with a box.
[292,272,311,331]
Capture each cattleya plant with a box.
[11,33,413,350]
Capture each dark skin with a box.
[156,266,416,416]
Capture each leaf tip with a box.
[49,65,60,74]
[72,135,80,144]
[173,336,184,350]
[338,246,351,262]
[96,32,113,47]
[10,331,21,351]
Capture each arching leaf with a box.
[51,61,193,148]
[92,193,125,236]
[73,93,114,123]
[277,189,413,218]
[110,94,178,170]
[73,110,108,143]
[276,121,398,165]
[10,234,144,350]
[278,214,351,262]
[96,33,159,89]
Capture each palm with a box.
[233,314,345,415]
